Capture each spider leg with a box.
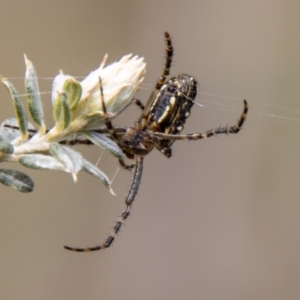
[59,129,120,146]
[64,156,144,252]
[118,159,136,170]
[149,100,248,141]
[60,139,94,146]
[155,32,173,91]
[3,124,39,133]
[2,125,102,146]
[96,77,138,170]
[131,98,145,111]
[153,143,172,158]
[142,32,174,119]
[98,77,119,141]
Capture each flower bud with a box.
[70,54,146,130]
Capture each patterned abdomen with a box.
[147,74,198,156]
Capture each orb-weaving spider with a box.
[64,32,248,252]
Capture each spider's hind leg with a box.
[64,156,144,252]
[149,100,248,142]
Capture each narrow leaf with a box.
[83,130,125,163]
[54,92,71,130]
[49,143,83,181]
[24,55,46,133]
[52,94,62,124]
[60,93,71,129]
[82,158,115,195]
[63,78,82,110]
[19,154,66,171]
[0,169,34,192]
[1,78,28,139]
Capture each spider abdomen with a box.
[148,74,197,135]
[147,74,197,157]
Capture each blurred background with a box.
[1,1,300,299]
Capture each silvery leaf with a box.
[1,78,28,138]
[82,158,115,195]
[0,169,34,193]
[19,154,66,171]
[83,130,125,164]
[24,55,46,132]
[49,143,83,181]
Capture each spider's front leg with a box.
[64,156,144,252]
[131,98,145,111]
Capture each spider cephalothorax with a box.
[64,32,248,252]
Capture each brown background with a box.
[1,1,300,299]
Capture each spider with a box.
[63,32,248,252]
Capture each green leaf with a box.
[1,78,28,139]
[56,93,71,130]
[63,78,82,110]
[52,94,62,124]
[24,55,46,133]
[83,130,125,164]
[82,158,115,195]
[0,169,34,192]
[19,154,66,171]
[49,143,83,181]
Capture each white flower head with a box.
[53,54,146,131]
